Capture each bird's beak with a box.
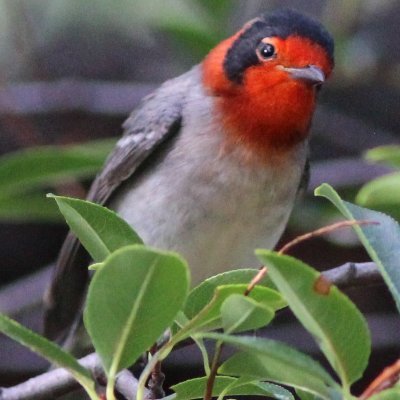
[279,65,325,85]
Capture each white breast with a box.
[111,83,307,285]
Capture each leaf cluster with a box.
[1,182,400,400]
[357,146,400,221]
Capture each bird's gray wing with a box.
[44,67,197,341]
[298,157,310,195]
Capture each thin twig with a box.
[204,342,224,400]
[278,220,379,255]
[359,359,400,399]
[244,220,380,296]
[147,343,165,399]
[244,266,267,296]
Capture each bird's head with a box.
[202,9,334,156]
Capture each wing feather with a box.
[44,67,198,340]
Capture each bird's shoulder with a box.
[88,65,202,204]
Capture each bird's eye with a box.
[257,42,276,60]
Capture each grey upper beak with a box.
[279,65,325,85]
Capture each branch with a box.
[322,261,381,289]
[359,359,400,399]
[0,266,50,315]
[0,262,382,400]
[204,343,223,400]
[0,353,145,400]
[245,261,381,299]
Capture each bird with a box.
[44,8,334,342]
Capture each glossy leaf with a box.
[257,250,370,389]
[369,388,400,399]
[202,333,340,400]
[356,172,400,220]
[296,389,323,400]
[0,313,97,399]
[221,294,274,333]
[49,195,142,262]
[84,245,189,377]
[175,284,283,342]
[184,269,277,320]
[365,145,400,168]
[316,183,400,311]
[172,376,294,400]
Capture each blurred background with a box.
[0,0,399,397]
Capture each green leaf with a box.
[202,333,340,400]
[0,192,61,222]
[0,139,115,198]
[184,269,277,320]
[84,245,189,377]
[88,262,104,271]
[296,389,327,400]
[172,376,294,400]
[0,313,97,400]
[221,294,274,333]
[48,195,142,262]
[365,145,400,168]
[316,183,400,311]
[369,388,400,399]
[356,172,400,220]
[174,312,211,375]
[176,284,283,341]
[257,250,370,389]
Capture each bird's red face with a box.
[202,11,334,161]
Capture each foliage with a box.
[0,313,98,400]
[317,183,400,311]
[0,139,115,222]
[1,184,400,399]
[356,146,400,221]
[256,250,370,390]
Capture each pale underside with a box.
[111,73,307,284]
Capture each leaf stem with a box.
[215,378,239,400]
[194,337,211,376]
[106,375,117,400]
[359,359,400,399]
[148,344,166,399]
[137,345,172,400]
[204,342,223,400]
[244,267,267,296]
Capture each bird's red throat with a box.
[202,35,326,162]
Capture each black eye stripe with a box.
[223,9,334,84]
